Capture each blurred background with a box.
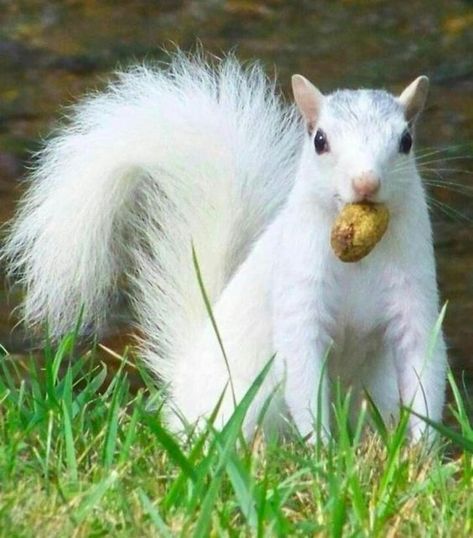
[0,0,472,393]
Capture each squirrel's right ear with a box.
[291,74,324,132]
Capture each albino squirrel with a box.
[4,52,447,442]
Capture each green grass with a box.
[0,338,472,537]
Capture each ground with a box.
[0,340,471,537]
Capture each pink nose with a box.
[352,172,380,199]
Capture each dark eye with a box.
[314,129,329,155]
[399,130,413,154]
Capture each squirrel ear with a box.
[398,76,429,123]
[291,74,324,132]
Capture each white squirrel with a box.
[4,52,447,442]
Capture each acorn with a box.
[330,203,389,262]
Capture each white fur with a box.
[4,53,447,442]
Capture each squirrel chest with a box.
[334,258,386,336]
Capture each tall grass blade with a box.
[192,360,273,535]
[410,411,473,453]
[192,244,236,406]
[138,489,173,537]
[74,470,118,523]
[62,399,77,481]
[142,413,197,481]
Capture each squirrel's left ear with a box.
[398,76,429,123]
[292,74,324,132]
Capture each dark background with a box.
[0,0,472,392]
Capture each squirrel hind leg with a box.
[163,361,281,441]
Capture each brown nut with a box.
[330,203,390,262]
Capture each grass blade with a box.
[138,489,173,537]
[74,470,118,523]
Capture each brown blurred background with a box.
[0,0,472,393]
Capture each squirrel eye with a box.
[399,130,413,154]
[314,129,329,155]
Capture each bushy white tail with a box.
[4,52,301,381]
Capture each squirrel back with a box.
[3,52,301,381]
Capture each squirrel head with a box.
[291,74,429,211]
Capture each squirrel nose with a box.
[352,172,381,199]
